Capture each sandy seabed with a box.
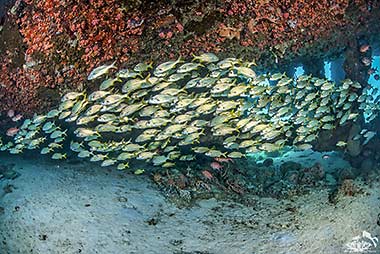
[0,153,379,254]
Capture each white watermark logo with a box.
[344,231,379,253]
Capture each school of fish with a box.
[0,53,378,169]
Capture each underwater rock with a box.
[264,180,301,198]
[0,164,19,180]
[311,163,325,179]
[325,173,337,186]
[283,170,299,184]
[362,149,373,157]
[263,166,276,179]
[338,167,355,182]
[298,163,324,185]
[254,166,277,186]
[360,158,375,174]
[262,158,274,167]
[3,183,14,194]
[338,179,360,196]
[349,155,364,169]
[0,181,14,199]
[298,172,314,185]
[280,161,302,176]
[346,140,361,156]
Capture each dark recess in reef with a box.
[0,0,14,21]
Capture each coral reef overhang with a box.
[0,0,379,115]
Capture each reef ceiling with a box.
[0,0,379,116]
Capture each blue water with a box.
[294,58,346,83]
[368,55,380,90]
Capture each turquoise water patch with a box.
[324,61,332,81]
[293,65,304,79]
[368,55,380,88]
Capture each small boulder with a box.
[263,158,274,167]
[347,139,361,157]
[0,164,19,180]
[360,158,374,173]
[283,170,299,184]
[325,173,337,186]
[338,167,355,182]
[280,161,302,176]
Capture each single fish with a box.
[87,61,117,80]
[61,91,85,102]
[192,53,219,63]
[51,153,67,160]
[99,77,122,90]
[154,57,182,76]
[101,159,117,167]
[117,162,130,170]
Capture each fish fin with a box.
[140,98,148,105]
[144,72,151,81]
[110,60,118,69]
[177,55,184,64]
[193,139,200,144]
[147,61,154,69]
